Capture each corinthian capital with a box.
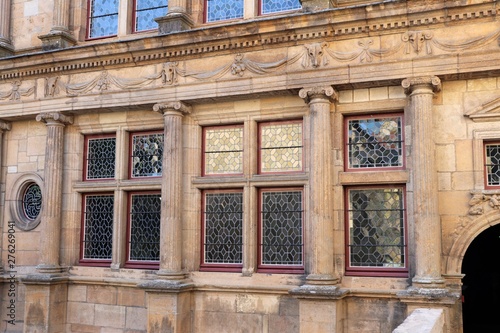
[35,112,73,125]
[299,86,338,104]
[402,76,441,95]
[153,101,192,116]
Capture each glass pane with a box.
[261,0,301,14]
[86,137,116,179]
[22,183,42,221]
[129,194,161,261]
[260,122,302,173]
[83,195,114,260]
[348,188,405,268]
[135,0,168,31]
[206,0,244,22]
[347,116,403,169]
[131,132,164,178]
[261,190,303,266]
[89,0,119,38]
[486,144,500,186]
[204,192,243,264]
[204,126,243,175]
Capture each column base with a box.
[38,30,76,51]
[305,273,340,285]
[289,284,348,299]
[155,13,194,34]
[412,275,446,289]
[36,264,68,276]
[156,269,188,281]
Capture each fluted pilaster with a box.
[38,0,75,50]
[402,76,445,288]
[299,86,339,285]
[153,101,192,280]
[36,112,73,274]
[0,0,13,57]
[0,120,11,274]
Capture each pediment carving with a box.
[465,96,500,122]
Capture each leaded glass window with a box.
[82,194,114,261]
[203,126,243,175]
[347,115,403,170]
[131,132,164,178]
[347,187,406,270]
[485,143,500,187]
[206,0,244,22]
[260,189,303,267]
[135,0,168,32]
[88,0,119,38]
[22,183,42,221]
[85,135,116,180]
[261,0,301,15]
[203,191,243,266]
[259,121,303,173]
[128,193,161,263]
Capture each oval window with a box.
[22,183,42,221]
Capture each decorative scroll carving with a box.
[299,86,337,104]
[35,112,73,125]
[0,81,35,101]
[402,76,441,95]
[468,191,500,215]
[153,101,192,115]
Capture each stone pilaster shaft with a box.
[0,0,13,56]
[39,0,75,50]
[402,76,445,288]
[52,0,70,32]
[153,102,192,279]
[168,0,188,14]
[36,112,73,274]
[0,121,11,275]
[299,86,339,285]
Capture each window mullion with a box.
[111,189,127,269]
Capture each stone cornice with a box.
[0,1,497,81]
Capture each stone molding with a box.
[465,96,500,122]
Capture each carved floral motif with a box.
[468,192,500,215]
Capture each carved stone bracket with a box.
[153,101,192,116]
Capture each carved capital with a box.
[35,112,73,125]
[402,76,441,95]
[153,101,192,116]
[299,86,337,104]
[0,120,11,132]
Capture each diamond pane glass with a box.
[348,188,405,268]
[135,0,168,31]
[261,190,303,266]
[131,133,164,178]
[485,143,500,186]
[260,122,303,173]
[89,0,119,38]
[22,183,42,221]
[204,192,243,264]
[261,0,301,14]
[86,137,116,179]
[204,126,243,175]
[347,116,403,169]
[129,193,161,261]
[206,0,244,22]
[83,195,114,260]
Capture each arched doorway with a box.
[462,223,500,332]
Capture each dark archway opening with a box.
[462,223,500,332]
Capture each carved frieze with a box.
[0,81,34,101]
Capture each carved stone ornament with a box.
[468,191,500,215]
[402,76,442,95]
[402,31,433,54]
[35,112,73,125]
[299,86,337,104]
[153,101,192,115]
[303,42,329,68]
[0,81,35,101]
[0,120,11,132]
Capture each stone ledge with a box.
[289,284,349,299]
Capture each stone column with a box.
[402,76,445,288]
[0,0,14,57]
[0,121,11,274]
[153,101,192,280]
[35,112,73,274]
[156,0,193,34]
[38,0,76,50]
[299,86,339,285]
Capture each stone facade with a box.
[0,0,499,332]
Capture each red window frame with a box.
[344,185,408,277]
[84,133,116,181]
[484,141,500,189]
[128,130,164,180]
[79,192,114,267]
[344,113,405,172]
[124,191,161,269]
[258,120,304,175]
[200,189,244,272]
[257,187,304,274]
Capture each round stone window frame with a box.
[9,173,44,231]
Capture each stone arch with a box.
[445,210,500,275]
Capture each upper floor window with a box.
[485,142,500,188]
[203,125,243,176]
[206,0,244,22]
[259,120,303,174]
[345,186,407,277]
[260,0,301,15]
[346,114,404,171]
[88,0,119,39]
[134,0,168,32]
[130,131,164,178]
[85,134,116,180]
